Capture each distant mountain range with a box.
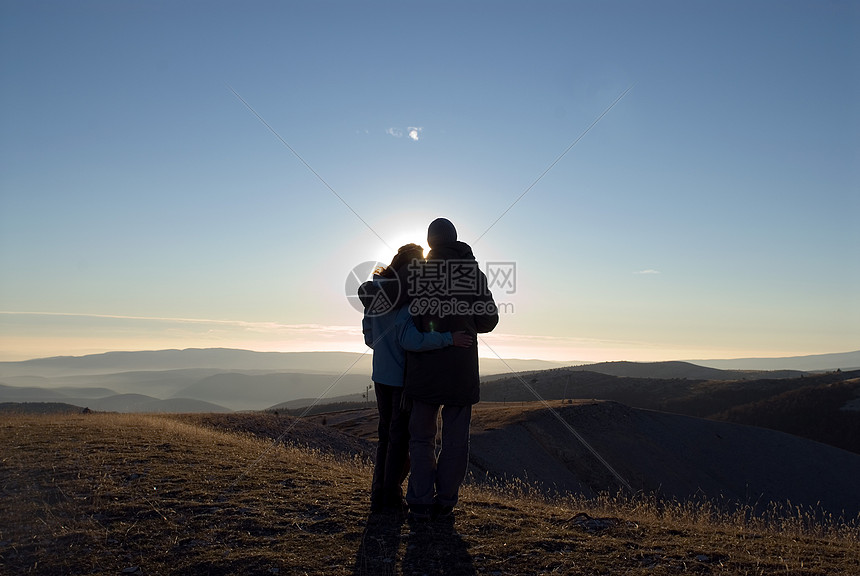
[1,348,857,414]
[2,347,857,378]
[0,370,372,413]
[0,348,570,412]
[0,347,569,378]
[0,349,375,377]
[688,350,860,372]
[0,384,231,413]
[552,360,805,381]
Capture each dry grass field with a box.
[2,412,858,575]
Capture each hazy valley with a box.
[0,349,571,413]
[2,348,858,414]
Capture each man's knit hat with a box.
[427,218,457,249]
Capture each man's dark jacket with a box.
[405,241,499,406]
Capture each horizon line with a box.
[1,345,857,365]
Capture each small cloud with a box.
[635,269,661,275]
[386,126,423,140]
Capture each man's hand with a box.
[452,331,474,348]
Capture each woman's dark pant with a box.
[371,382,410,510]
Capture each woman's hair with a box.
[375,243,424,278]
[373,243,424,308]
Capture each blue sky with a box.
[1,0,858,362]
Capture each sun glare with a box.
[375,230,428,264]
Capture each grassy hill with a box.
[480,369,809,416]
[3,412,857,575]
[712,377,860,454]
[480,369,860,453]
[308,401,860,517]
[0,401,85,414]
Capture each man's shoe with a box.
[432,503,454,520]
[407,504,432,522]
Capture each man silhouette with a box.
[404,218,499,520]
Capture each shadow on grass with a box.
[352,514,475,575]
[403,516,476,575]
[353,514,403,575]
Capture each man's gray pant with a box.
[406,399,472,508]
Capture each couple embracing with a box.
[359,218,499,521]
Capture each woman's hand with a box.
[452,331,474,348]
